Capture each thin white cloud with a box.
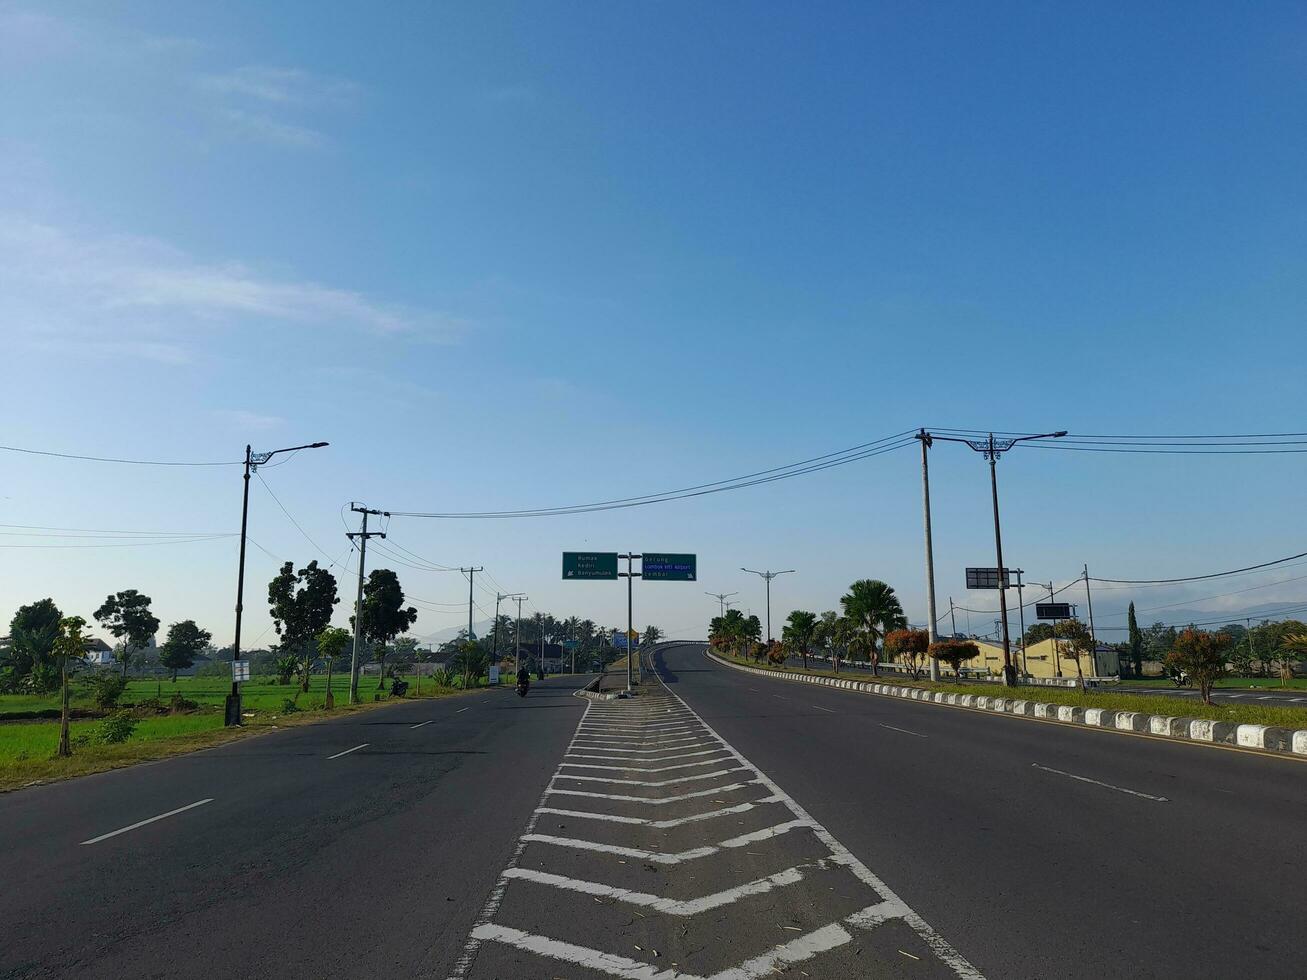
[0,217,464,353]
[211,409,285,431]
[198,66,359,106]
[219,108,324,149]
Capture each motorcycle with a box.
[516,679,530,698]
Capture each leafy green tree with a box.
[316,626,352,708]
[94,590,160,678]
[1021,622,1055,647]
[274,654,300,686]
[840,580,907,676]
[1142,622,1177,667]
[781,610,819,670]
[267,560,339,693]
[452,641,489,688]
[159,620,212,682]
[929,638,980,676]
[353,568,418,691]
[1055,618,1095,690]
[4,598,63,693]
[1127,602,1144,679]
[53,616,88,757]
[1166,628,1231,704]
[743,614,763,661]
[817,611,855,673]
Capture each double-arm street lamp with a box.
[925,431,1065,687]
[225,441,329,726]
[740,568,794,646]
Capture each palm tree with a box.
[782,610,818,670]
[840,580,907,676]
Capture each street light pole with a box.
[740,568,795,646]
[705,591,738,617]
[494,592,523,679]
[347,503,387,705]
[512,596,528,674]
[619,554,642,692]
[923,429,1066,688]
[915,429,941,681]
[226,440,328,727]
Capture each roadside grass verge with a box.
[714,653,1307,730]
[1120,677,1307,691]
[0,678,483,793]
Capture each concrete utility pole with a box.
[1012,568,1027,678]
[740,568,795,646]
[347,503,387,705]
[949,596,957,638]
[1083,565,1098,676]
[1046,582,1061,677]
[512,596,528,673]
[461,567,483,644]
[619,554,642,692]
[916,429,941,681]
[921,429,1066,687]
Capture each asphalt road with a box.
[0,676,591,979]
[3,649,1305,978]
[658,643,1307,978]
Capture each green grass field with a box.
[0,671,492,791]
[715,653,1307,730]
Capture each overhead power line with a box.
[390,431,918,519]
[1089,550,1307,585]
[0,444,241,466]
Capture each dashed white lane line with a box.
[456,707,471,713]
[327,743,369,760]
[879,723,928,738]
[771,694,789,701]
[80,799,214,845]
[811,704,836,713]
[1031,763,1169,802]
[410,720,435,730]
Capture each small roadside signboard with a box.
[965,567,1010,590]
[642,553,697,581]
[1036,602,1072,621]
[232,659,251,682]
[562,552,619,580]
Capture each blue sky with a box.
[2,1,1305,649]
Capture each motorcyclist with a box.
[516,666,530,690]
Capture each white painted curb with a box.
[705,651,1307,760]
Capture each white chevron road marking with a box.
[521,818,811,864]
[500,854,850,915]
[545,780,760,804]
[552,766,748,787]
[558,757,729,773]
[534,796,786,828]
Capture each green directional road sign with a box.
[562,552,619,580]
[642,553,697,581]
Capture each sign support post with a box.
[619,554,642,691]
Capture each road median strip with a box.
[705,650,1307,761]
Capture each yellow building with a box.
[966,638,1116,680]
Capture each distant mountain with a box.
[419,619,497,646]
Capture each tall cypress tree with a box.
[1127,602,1143,678]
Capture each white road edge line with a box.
[811,705,836,713]
[80,798,214,845]
[410,720,435,730]
[328,743,369,760]
[1031,763,1169,802]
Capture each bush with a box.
[280,698,301,714]
[133,697,166,716]
[90,673,129,711]
[169,694,199,713]
[96,711,137,744]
